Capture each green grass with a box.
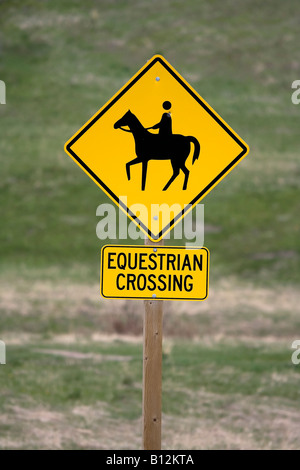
[1,342,142,419]
[1,340,298,422]
[0,0,299,284]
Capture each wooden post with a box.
[142,236,164,450]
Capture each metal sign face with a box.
[65,55,249,241]
[100,245,209,301]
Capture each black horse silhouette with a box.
[114,110,200,191]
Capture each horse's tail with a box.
[187,136,200,164]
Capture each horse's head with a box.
[114,110,133,129]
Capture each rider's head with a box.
[163,101,171,111]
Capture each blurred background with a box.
[0,0,299,449]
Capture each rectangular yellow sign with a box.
[100,245,209,301]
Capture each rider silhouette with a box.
[149,101,172,137]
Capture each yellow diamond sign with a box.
[65,55,249,240]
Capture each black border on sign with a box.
[66,56,248,240]
[100,245,210,301]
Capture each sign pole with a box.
[142,236,164,450]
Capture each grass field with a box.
[0,0,299,449]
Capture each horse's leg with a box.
[141,161,148,191]
[181,164,190,190]
[163,161,180,191]
[126,157,141,180]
